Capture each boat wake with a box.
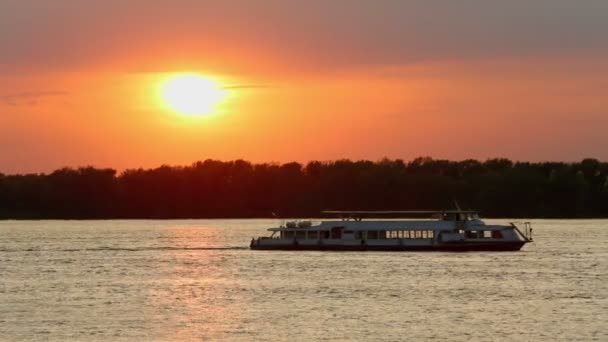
[74,246,250,252]
[0,246,249,252]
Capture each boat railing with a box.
[281,220,322,229]
[524,222,533,241]
[510,221,533,241]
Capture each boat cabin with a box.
[251,210,532,251]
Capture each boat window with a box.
[368,231,378,239]
[295,231,306,239]
[284,231,294,239]
[308,231,318,239]
[491,231,503,239]
[416,230,432,238]
[444,213,457,221]
[330,227,344,239]
[465,231,481,238]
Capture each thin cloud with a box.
[222,84,270,90]
[0,90,68,106]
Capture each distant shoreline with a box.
[2,157,607,219]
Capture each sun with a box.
[160,74,226,116]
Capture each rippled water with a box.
[0,219,606,341]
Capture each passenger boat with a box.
[250,210,533,251]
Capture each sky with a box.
[1,0,607,173]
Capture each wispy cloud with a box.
[0,91,68,106]
[222,84,270,90]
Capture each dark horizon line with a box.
[2,156,605,176]
[2,157,607,220]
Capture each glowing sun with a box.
[160,74,226,116]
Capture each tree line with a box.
[0,157,607,219]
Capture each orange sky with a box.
[1,1,607,173]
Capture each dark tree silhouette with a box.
[0,158,606,219]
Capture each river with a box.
[0,219,606,341]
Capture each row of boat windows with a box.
[462,230,503,239]
[280,230,437,239]
[279,230,504,239]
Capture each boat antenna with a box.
[453,199,462,211]
[271,211,285,228]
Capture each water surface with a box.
[0,219,606,341]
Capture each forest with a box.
[0,157,607,219]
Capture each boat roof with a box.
[268,221,508,232]
[322,210,479,215]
